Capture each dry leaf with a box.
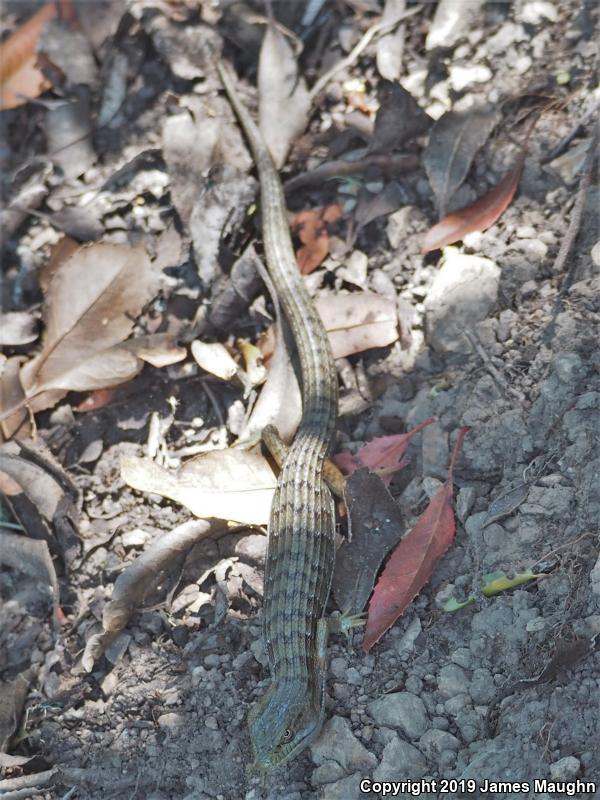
[423,107,500,217]
[315,292,399,358]
[363,427,469,652]
[11,242,163,417]
[422,117,538,253]
[0,0,76,111]
[121,449,276,525]
[258,23,310,168]
[0,439,80,564]
[292,204,342,274]
[333,418,436,485]
[332,469,405,614]
[191,340,238,381]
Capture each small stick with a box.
[543,118,599,343]
[284,153,419,193]
[463,329,525,402]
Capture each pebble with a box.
[319,772,364,799]
[310,716,377,772]
[373,735,428,781]
[549,755,580,780]
[419,729,461,759]
[330,657,347,679]
[346,668,362,686]
[368,692,429,739]
[157,712,185,732]
[437,664,470,699]
[311,761,346,786]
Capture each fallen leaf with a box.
[292,204,342,275]
[375,0,407,81]
[423,106,500,217]
[0,671,31,754]
[121,449,277,526]
[481,569,543,596]
[369,79,431,153]
[258,23,310,168]
[238,339,267,386]
[332,469,405,613]
[315,291,399,358]
[421,158,525,253]
[0,357,30,440]
[0,0,75,111]
[0,531,60,630]
[363,426,469,652]
[0,439,80,565]
[236,315,302,447]
[191,340,238,381]
[10,242,163,418]
[334,417,436,485]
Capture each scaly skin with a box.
[217,62,339,772]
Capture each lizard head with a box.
[248,680,324,773]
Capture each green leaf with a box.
[482,570,542,597]
[443,596,475,613]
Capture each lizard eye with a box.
[282,728,294,743]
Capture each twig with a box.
[543,118,599,343]
[541,98,600,163]
[463,329,525,402]
[308,5,422,102]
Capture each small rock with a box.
[469,668,496,704]
[368,692,429,740]
[318,772,363,800]
[456,487,476,523]
[311,716,377,772]
[204,654,221,668]
[520,280,537,299]
[346,667,362,686]
[450,648,472,669]
[419,729,461,760]
[444,694,471,716]
[330,657,347,679]
[232,651,254,670]
[437,664,470,699]
[157,712,185,732]
[496,309,518,342]
[395,617,422,658]
[424,251,500,354]
[204,715,218,730]
[121,528,150,547]
[448,63,492,92]
[311,761,346,786]
[373,735,428,781]
[250,638,268,666]
[549,755,580,780]
[519,0,558,24]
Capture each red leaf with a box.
[333,417,435,486]
[75,386,120,412]
[421,115,540,254]
[421,161,524,253]
[363,426,469,652]
[291,204,341,274]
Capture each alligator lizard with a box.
[217,62,341,772]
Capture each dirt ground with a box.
[1,1,599,799]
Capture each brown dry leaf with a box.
[12,243,163,417]
[258,23,310,168]
[315,292,399,358]
[0,439,80,564]
[0,0,76,111]
[0,531,60,630]
[0,357,31,441]
[121,449,277,526]
[236,317,302,447]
